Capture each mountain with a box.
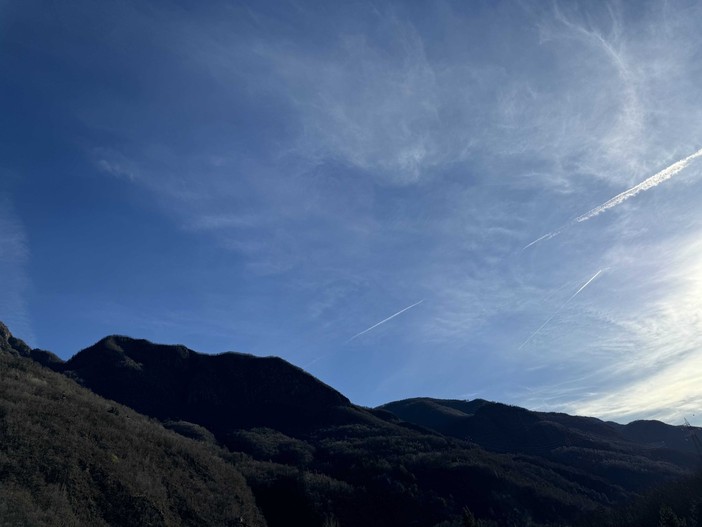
[0,320,62,368]
[378,397,700,457]
[379,397,701,489]
[0,334,265,526]
[56,335,355,442]
[2,321,701,527]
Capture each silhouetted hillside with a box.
[380,397,699,489]
[59,335,354,441]
[0,321,62,368]
[0,342,265,526]
[582,470,702,527]
[380,397,700,456]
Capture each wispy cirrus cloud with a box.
[0,196,32,343]
[92,148,139,181]
[259,22,445,184]
[515,232,702,423]
[495,1,702,201]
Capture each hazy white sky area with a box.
[2,0,702,424]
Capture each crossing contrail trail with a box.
[346,299,425,343]
[518,269,604,350]
[524,147,702,250]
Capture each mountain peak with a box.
[62,334,352,439]
[0,320,32,357]
[0,321,63,367]
[0,321,12,352]
[0,320,10,340]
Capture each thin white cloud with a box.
[0,196,32,343]
[258,16,446,185]
[506,1,702,200]
[92,148,139,181]
[0,205,28,264]
[551,3,644,165]
[560,340,702,424]
[515,232,702,424]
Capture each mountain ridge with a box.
[377,396,700,453]
[3,321,701,526]
[55,333,355,442]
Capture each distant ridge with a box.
[379,397,701,485]
[378,396,700,454]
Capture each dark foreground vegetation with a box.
[1,321,700,526]
[581,470,702,526]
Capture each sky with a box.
[2,0,702,425]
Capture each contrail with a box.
[518,269,604,350]
[570,269,604,297]
[523,229,567,250]
[303,299,426,368]
[524,147,702,250]
[574,147,702,222]
[346,299,425,343]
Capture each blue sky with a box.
[2,0,702,424]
